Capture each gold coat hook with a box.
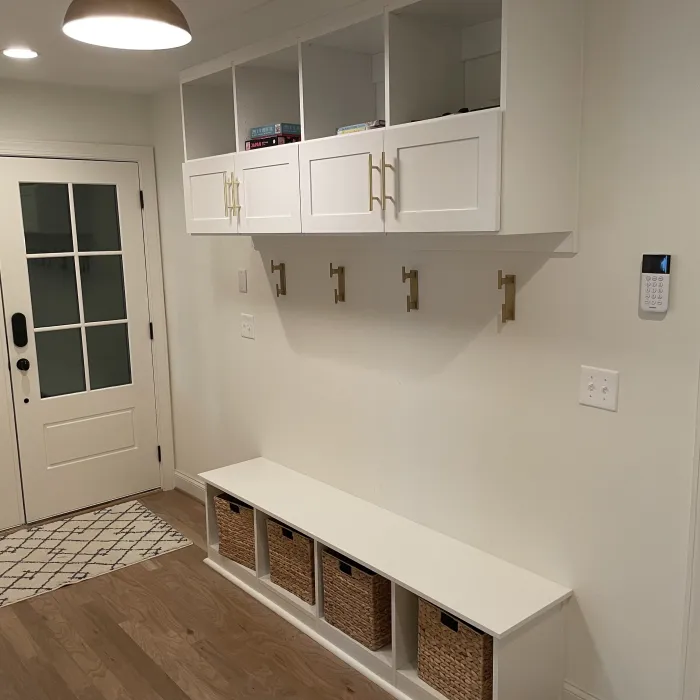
[402,267,418,312]
[271,260,287,298]
[330,263,346,304]
[498,270,516,322]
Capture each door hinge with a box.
[140,190,145,209]
[157,445,162,462]
[149,322,154,340]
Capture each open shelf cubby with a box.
[202,459,572,700]
[182,68,237,160]
[301,15,386,140]
[234,45,301,151]
[388,0,502,126]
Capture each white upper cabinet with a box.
[236,144,301,235]
[299,130,385,234]
[179,0,584,239]
[183,153,237,235]
[384,110,502,233]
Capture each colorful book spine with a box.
[245,135,301,151]
[250,123,302,138]
[336,120,386,135]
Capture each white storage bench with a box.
[201,458,572,700]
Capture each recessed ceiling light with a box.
[62,0,192,51]
[3,48,39,60]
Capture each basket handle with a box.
[440,612,459,633]
[229,503,240,514]
[339,561,352,576]
[282,527,294,540]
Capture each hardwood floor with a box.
[0,490,392,700]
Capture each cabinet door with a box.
[236,144,301,235]
[299,131,385,234]
[182,154,237,235]
[384,111,502,233]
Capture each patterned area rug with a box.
[0,501,191,608]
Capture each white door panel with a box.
[300,131,385,234]
[384,111,502,233]
[0,158,160,522]
[236,144,301,234]
[183,153,237,235]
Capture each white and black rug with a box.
[0,501,191,608]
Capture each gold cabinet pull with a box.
[224,174,232,215]
[498,270,516,323]
[330,263,346,304]
[233,177,241,215]
[402,267,418,312]
[271,260,287,297]
[381,152,395,211]
[368,154,382,211]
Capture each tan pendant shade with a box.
[63,0,192,50]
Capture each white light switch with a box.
[241,314,255,340]
[238,269,248,294]
[579,366,619,412]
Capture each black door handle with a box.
[11,313,28,348]
[16,358,30,372]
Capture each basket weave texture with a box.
[322,549,392,651]
[267,520,316,605]
[214,494,256,570]
[417,599,493,700]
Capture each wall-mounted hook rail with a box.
[271,260,287,297]
[402,267,418,312]
[498,270,516,322]
[330,263,346,304]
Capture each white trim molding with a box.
[0,139,176,496]
[174,470,205,502]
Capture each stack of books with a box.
[336,120,385,136]
[246,123,301,150]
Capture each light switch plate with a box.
[241,314,255,340]
[579,366,619,412]
[238,269,248,294]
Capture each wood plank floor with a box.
[0,490,392,700]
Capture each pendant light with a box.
[63,0,192,51]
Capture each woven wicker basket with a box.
[417,599,493,700]
[322,549,392,651]
[267,519,316,605]
[214,494,256,570]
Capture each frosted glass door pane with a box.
[80,256,126,322]
[20,183,73,254]
[74,184,122,251]
[35,329,86,398]
[27,258,80,328]
[86,324,132,390]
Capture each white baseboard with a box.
[173,470,205,502]
[564,682,603,700]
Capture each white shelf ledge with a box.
[200,458,571,638]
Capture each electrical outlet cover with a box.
[579,366,619,412]
[241,314,255,340]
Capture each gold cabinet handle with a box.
[381,152,395,211]
[368,155,382,211]
[224,174,232,215]
[402,266,418,312]
[233,177,241,215]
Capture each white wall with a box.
[0,79,153,530]
[152,1,700,699]
[0,78,152,145]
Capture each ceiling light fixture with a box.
[3,47,39,59]
[62,0,192,51]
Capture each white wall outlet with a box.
[241,314,255,340]
[579,366,619,412]
[238,269,248,294]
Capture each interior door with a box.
[0,157,160,522]
[236,144,301,234]
[182,153,237,235]
[299,130,385,234]
[383,110,502,233]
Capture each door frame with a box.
[0,139,176,519]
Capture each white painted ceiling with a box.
[0,0,359,93]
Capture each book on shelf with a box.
[336,120,386,135]
[245,135,301,151]
[250,123,301,138]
